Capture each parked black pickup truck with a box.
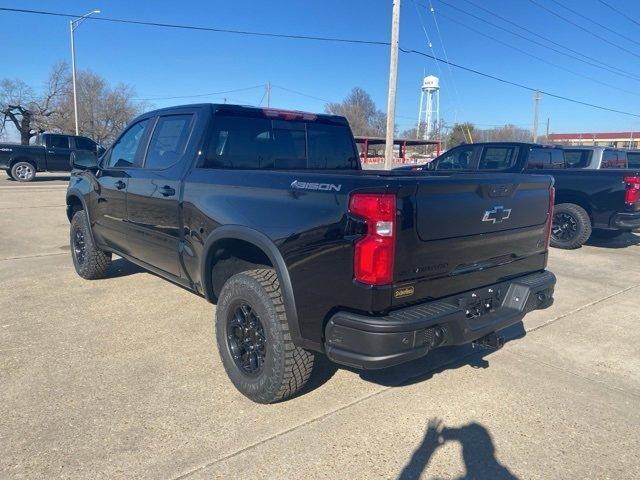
[0,133,103,182]
[398,142,640,249]
[66,105,556,403]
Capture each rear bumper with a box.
[325,270,555,370]
[610,211,640,230]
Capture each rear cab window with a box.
[201,112,359,170]
[74,137,97,151]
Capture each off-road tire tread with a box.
[216,268,314,403]
[551,203,592,250]
[70,210,112,279]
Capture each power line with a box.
[1,5,639,118]
[597,0,640,28]
[458,0,640,82]
[134,85,265,101]
[525,0,640,60]
[546,0,640,47]
[435,0,640,83]
[435,9,640,98]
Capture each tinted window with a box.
[602,149,626,168]
[433,146,474,170]
[527,148,565,169]
[75,137,96,151]
[479,146,519,170]
[202,115,358,170]
[106,120,149,168]
[563,150,592,168]
[48,135,69,149]
[628,151,640,168]
[144,115,193,169]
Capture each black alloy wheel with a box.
[552,211,578,242]
[72,227,87,266]
[226,302,267,376]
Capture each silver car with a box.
[562,146,628,169]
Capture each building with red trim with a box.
[548,132,640,148]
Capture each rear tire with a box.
[70,210,112,279]
[10,161,36,182]
[550,203,592,249]
[215,268,314,403]
[591,229,624,240]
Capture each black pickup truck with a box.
[398,142,640,249]
[66,104,556,403]
[0,133,103,181]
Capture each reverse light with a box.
[349,193,396,285]
[624,176,640,205]
[545,186,555,249]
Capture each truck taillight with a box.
[349,193,396,285]
[624,176,640,205]
[545,186,555,249]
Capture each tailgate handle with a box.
[488,184,514,197]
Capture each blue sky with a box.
[1,0,639,135]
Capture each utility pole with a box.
[545,117,550,143]
[266,81,271,108]
[384,0,401,170]
[532,90,541,143]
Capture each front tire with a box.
[70,210,112,279]
[550,203,592,249]
[10,161,36,182]
[215,268,314,403]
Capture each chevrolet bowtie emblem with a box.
[482,206,512,224]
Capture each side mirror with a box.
[70,151,99,171]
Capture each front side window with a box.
[434,146,474,170]
[144,115,193,170]
[479,146,519,170]
[75,137,96,151]
[48,135,70,149]
[105,119,149,168]
[202,115,358,170]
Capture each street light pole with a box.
[70,10,100,136]
[384,0,401,170]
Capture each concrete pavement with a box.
[1,176,639,479]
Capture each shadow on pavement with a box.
[398,418,519,480]
[300,322,526,397]
[585,231,640,249]
[1,175,70,183]
[107,258,146,278]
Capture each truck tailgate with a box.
[394,173,553,303]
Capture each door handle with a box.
[159,185,176,197]
[114,180,126,190]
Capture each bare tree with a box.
[325,87,388,137]
[48,70,146,145]
[0,62,68,144]
[476,124,532,142]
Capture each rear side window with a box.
[75,137,96,151]
[628,151,640,168]
[105,119,149,168]
[144,114,193,170]
[433,146,474,170]
[527,148,565,169]
[479,146,519,170]
[202,115,358,170]
[48,135,70,149]
[602,149,627,168]
[563,150,592,168]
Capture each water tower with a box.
[416,75,440,140]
